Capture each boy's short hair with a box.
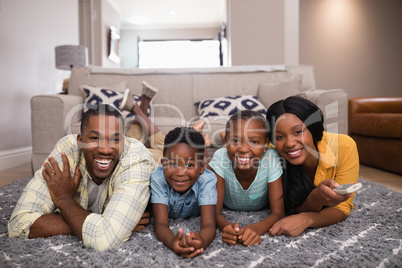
[163,127,205,156]
[81,104,125,133]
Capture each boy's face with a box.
[77,115,124,185]
[162,143,205,194]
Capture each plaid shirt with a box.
[8,134,156,251]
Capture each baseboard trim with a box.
[0,147,32,171]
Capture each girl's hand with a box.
[313,179,352,208]
[238,227,261,246]
[171,228,203,258]
[268,214,310,237]
[221,222,242,245]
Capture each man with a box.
[8,104,155,251]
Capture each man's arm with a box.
[42,154,89,239]
[8,135,78,238]
[28,214,73,238]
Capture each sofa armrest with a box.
[348,97,402,136]
[303,89,348,134]
[348,97,402,115]
[31,94,83,172]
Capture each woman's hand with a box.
[268,214,310,237]
[311,179,352,209]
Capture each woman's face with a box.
[273,113,318,169]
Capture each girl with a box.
[209,110,284,247]
[266,96,359,237]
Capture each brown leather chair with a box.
[348,97,402,175]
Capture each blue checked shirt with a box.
[8,134,156,251]
[150,166,217,219]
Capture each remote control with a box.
[333,182,362,195]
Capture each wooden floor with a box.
[0,162,401,194]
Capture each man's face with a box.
[162,143,205,194]
[77,115,124,184]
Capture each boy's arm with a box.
[153,203,200,258]
[182,205,216,250]
[153,203,175,246]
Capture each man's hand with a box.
[132,212,151,232]
[42,153,81,207]
[171,228,203,258]
[221,222,242,246]
[238,227,261,247]
[312,180,352,208]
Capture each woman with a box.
[265,96,359,237]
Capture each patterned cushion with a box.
[79,85,150,118]
[194,95,267,118]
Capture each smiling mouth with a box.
[236,156,252,165]
[172,178,190,184]
[286,148,303,158]
[95,159,112,170]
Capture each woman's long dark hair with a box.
[266,96,325,212]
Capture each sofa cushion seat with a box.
[350,113,402,139]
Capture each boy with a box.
[151,127,217,258]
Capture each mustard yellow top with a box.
[314,132,359,216]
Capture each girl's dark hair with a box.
[266,96,324,211]
[163,127,205,156]
[225,110,269,140]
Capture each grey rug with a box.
[0,178,401,268]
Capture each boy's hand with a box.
[238,227,261,247]
[179,232,204,251]
[171,228,203,258]
[221,222,242,245]
[132,212,151,232]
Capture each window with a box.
[138,40,221,68]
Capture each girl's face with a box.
[225,118,269,171]
[273,113,318,169]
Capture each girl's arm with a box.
[153,203,200,258]
[212,169,242,245]
[215,173,229,230]
[240,177,285,245]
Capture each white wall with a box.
[228,0,285,65]
[101,0,121,67]
[300,0,402,98]
[0,0,79,170]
